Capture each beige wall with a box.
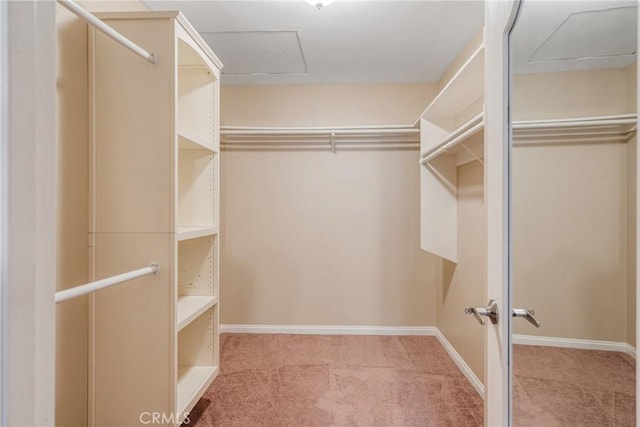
[512,140,629,341]
[56,2,147,426]
[222,84,436,127]
[220,84,439,327]
[511,67,636,343]
[436,160,486,383]
[512,68,630,121]
[221,150,437,326]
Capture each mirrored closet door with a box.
[510,1,637,425]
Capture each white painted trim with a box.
[2,2,56,425]
[0,1,6,423]
[434,329,485,399]
[221,324,436,336]
[513,334,637,359]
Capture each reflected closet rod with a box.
[55,264,160,304]
[57,0,157,64]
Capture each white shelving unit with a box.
[417,45,637,263]
[418,42,485,263]
[89,11,222,426]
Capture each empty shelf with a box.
[177,295,217,331]
[177,226,219,241]
[177,366,218,418]
[178,132,217,152]
[420,45,484,122]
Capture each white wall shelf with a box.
[418,39,485,262]
[177,296,218,332]
[513,114,637,143]
[177,366,218,419]
[177,225,219,242]
[421,112,484,166]
[417,45,484,129]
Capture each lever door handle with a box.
[464,299,499,325]
[512,308,540,328]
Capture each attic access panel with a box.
[200,31,308,75]
[530,6,637,63]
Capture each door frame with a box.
[0,1,57,425]
[484,0,520,425]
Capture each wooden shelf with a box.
[419,45,484,124]
[178,132,217,152]
[177,226,219,241]
[177,366,218,418]
[177,296,218,332]
[421,112,484,164]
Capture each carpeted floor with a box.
[185,334,637,427]
[513,345,636,426]
[186,334,484,426]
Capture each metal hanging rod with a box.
[221,125,420,152]
[57,0,157,65]
[512,113,637,129]
[221,128,420,136]
[420,113,483,164]
[55,264,160,304]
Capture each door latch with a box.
[464,299,499,325]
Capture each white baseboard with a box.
[434,329,485,399]
[220,324,437,336]
[513,334,637,359]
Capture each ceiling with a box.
[143,0,484,85]
[511,0,637,74]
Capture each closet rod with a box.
[420,120,483,165]
[512,116,636,130]
[222,128,420,136]
[55,264,160,304]
[57,0,157,64]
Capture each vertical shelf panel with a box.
[93,18,175,233]
[93,233,174,425]
[420,119,458,262]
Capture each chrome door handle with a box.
[464,299,499,325]
[512,308,540,328]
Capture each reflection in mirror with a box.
[510,1,637,425]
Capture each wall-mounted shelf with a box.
[177,226,219,242]
[421,112,484,166]
[177,295,218,331]
[221,125,420,153]
[419,113,637,167]
[179,132,217,152]
[416,45,484,130]
[513,114,636,143]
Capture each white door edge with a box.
[484,1,521,426]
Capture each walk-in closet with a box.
[1,0,638,426]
